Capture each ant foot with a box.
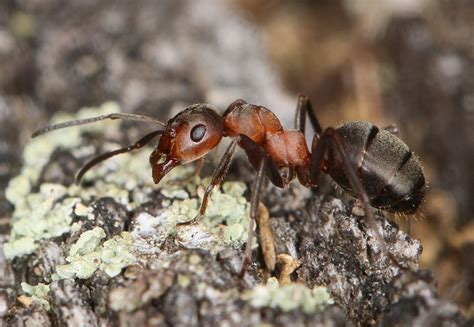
[176,214,202,226]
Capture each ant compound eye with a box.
[190,124,207,142]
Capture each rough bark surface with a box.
[0,0,471,326]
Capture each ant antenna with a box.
[32,113,166,138]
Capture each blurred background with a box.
[0,0,473,318]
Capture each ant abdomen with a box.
[328,121,425,214]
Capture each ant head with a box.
[150,104,224,184]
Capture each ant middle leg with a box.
[76,130,164,184]
[178,136,241,225]
[309,128,403,268]
[239,155,268,278]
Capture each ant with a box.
[32,94,425,276]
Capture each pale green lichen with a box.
[4,237,36,259]
[4,184,80,259]
[132,179,253,256]
[177,274,191,288]
[5,101,254,283]
[55,227,135,279]
[201,181,253,248]
[4,102,185,260]
[4,103,123,259]
[100,232,136,277]
[21,282,50,310]
[160,188,189,200]
[69,227,106,256]
[9,12,36,38]
[243,277,334,314]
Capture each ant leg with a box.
[239,134,285,188]
[308,131,331,183]
[383,124,400,136]
[239,155,268,278]
[193,158,204,177]
[294,94,308,132]
[76,130,163,183]
[167,157,205,186]
[32,113,166,138]
[294,93,323,137]
[178,136,241,225]
[310,128,402,268]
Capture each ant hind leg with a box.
[310,128,404,269]
[294,93,323,137]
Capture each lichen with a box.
[20,282,50,311]
[69,227,106,256]
[9,12,36,38]
[4,185,80,259]
[5,102,254,283]
[55,227,136,279]
[132,180,253,255]
[100,232,136,277]
[243,277,334,314]
[4,103,123,259]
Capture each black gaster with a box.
[327,121,425,213]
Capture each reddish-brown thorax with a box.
[223,100,311,168]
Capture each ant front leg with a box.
[309,128,402,268]
[178,136,241,225]
[193,157,205,177]
[168,157,205,186]
[76,130,164,183]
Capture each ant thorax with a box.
[223,100,310,168]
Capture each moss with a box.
[21,282,50,311]
[243,277,334,314]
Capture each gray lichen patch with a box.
[20,282,51,311]
[5,101,254,288]
[243,277,334,314]
[4,103,192,260]
[131,180,253,256]
[4,184,80,259]
[4,103,124,259]
[54,227,136,279]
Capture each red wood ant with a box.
[32,95,425,275]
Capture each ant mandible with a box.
[32,94,425,275]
